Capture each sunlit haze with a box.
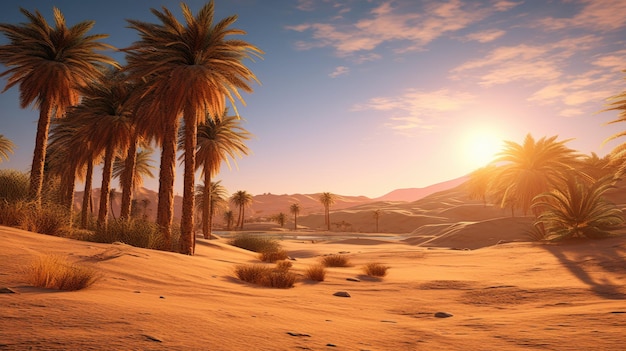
[1,0,625,198]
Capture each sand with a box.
[1,225,625,351]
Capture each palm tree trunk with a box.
[29,103,52,205]
[203,171,212,239]
[120,138,138,220]
[65,164,77,228]
[180,112,197,255]
[156,119,178,251]
[81,160,93,229]
[109,193,117,220]
[97,145,114,227]
[240,205,245,230]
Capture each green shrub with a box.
[229,233,281,253]
[305,264,326,282]
[363,262,389,277]
[321,254,350,267]
[0,169,29,203]
[26,254,99,291]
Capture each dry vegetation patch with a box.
[234,261,297,289]
[304,264,326,281]
[26,254,100,291]
[321,254,351,267]
[363,262,390,277]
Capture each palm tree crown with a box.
[0,135,15,163]
[0,7,117,202]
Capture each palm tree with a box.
[0,135,14,163]
[373,209,381,233]
[532,174,624,241]
[230,190,253,230]
[75,69,135,228]
[184,110,251,239]
[273,213,287,228]
[109,188,117,220]
[319,192,336,231]
[194,180,229,239]
[223,210,235,231]
[467,164,499,207]
[0,7,117,204]
[124,1,262,255]
[491,134,582,216]
[113,148,155,219]
[289,203,301,231]
[141,198,151,219]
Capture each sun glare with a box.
[461,127,503,170]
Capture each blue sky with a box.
[1,0,626,198]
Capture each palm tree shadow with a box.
[543,236,626,300]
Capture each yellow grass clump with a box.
[259,249,289,262]
[321,254,350,267]
[26,254,99,291]
[304,264,326,281]
[363,262,389,277]
[234,263,296,289]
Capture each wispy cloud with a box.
[329,66,349,78]
[536,0,626,31]
[287,0,518,59]
[463,29,506,43]
[352,88,476,131]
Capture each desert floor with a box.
[1,225,625,351]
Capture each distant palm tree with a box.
[319,192,336,231]
[532,174,624,241]
[109,188,117,220]
[467,164,498,207]
[194,180,229,239]
[141,198,150,219]
[273,213,287,228]
[0,7,117,204]
[113,148,155,219]
[491,134,582,216]
[223,210,235,231]
[373,209,381,233]
[181,110,251,239]
[124,1,262,255]
[75,69,135,228]
[289,203,301,231]
[230,190,253,230]
[0,135,14,163]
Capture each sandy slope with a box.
[1,225,625,351]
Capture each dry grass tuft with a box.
[321,254,351,267]
[305,264,326,281]
[26,254,99,291]
[229,234,280,253]
[363,262,389,277]
[275,260,293,271]
[259,249,289,263]
[234,263,297,289]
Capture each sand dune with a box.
[1,225,625,350]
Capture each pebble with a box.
[434,312,453,318]
[346,278,360,282]
[333,291,351,298]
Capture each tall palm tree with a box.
[195,180,229,239]
[124,1,262,255]
[289,203,301,231]
[230,190,253,230]
[113,148,155,219]
[491,134,582,216]
[0,135,14,163]
[183,110,251,239]
[75,69,135,228]
[0,7,117,204]
[319,192,336,231]
[532,174,624,241]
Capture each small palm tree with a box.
[289,203,301,231]
[223,210,235,231]
[230,190,253,230]
[0,135,14,163]
[0,7,117,204]
[194,180,229,239]
[319,192,336,231]
[532,175,624,241]
[113,148,155,219]
[467,164,499,207]
[373,209,381,233]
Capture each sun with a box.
[461,127,503,170]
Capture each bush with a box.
[0,200,29,227]
[229,233,281,253]
[26,254,99,291]
[91,219,166,250]
[0,169,29,203]
[305,264,326,282]
[259,249,289,263]
[19,203,68,236]
[275,260,293,271]
[363,262,389,277]
[321,254,350,267]
[234,263,296,289]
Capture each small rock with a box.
[159,296,165,299]
[434,312,453,318]
[381,320,397,323]
[287,332,311,337]
[326,343,337,347]
[0,287,16,294]
[133,290,141,293]
[142,334,163,342]
[333,291,351,298]
[346,278,360,282]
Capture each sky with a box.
[1,0,626,198]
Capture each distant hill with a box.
[374,176,468,202]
